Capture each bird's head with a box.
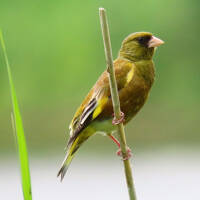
[119,32,164,61]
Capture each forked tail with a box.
[57,128,93,181]
[57,137,79,181]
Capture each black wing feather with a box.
[67,98,97,146]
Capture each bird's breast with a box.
[120,80,150,123]
[120,62,155,123]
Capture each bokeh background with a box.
[0,0,199,199]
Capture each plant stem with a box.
[99,8,137,200]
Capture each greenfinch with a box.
[58,32,164,180]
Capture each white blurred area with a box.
[1,147,200,200]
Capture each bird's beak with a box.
[148,36,164,48]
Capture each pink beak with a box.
[148,36,164,48]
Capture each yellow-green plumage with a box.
[58,32,164,180]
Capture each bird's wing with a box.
[68,60,135,145]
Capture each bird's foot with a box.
[112,111,125,125]
[108,134,131,160]
[116,147,132,160]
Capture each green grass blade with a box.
[0,30,32,200]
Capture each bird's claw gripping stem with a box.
[112,111,125,125]
[117,147,132,160]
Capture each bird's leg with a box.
[109,134,132,160]
[109,134,121,148]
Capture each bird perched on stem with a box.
[58,32,164,180]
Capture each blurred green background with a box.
[0,0,199,156]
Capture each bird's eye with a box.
[137,37,145,43]
[136,36,151,46]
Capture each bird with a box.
[57,32,164,181]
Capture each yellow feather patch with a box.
[92,97,108,119]
[126,66,134,84]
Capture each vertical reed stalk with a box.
[99,8,137,200]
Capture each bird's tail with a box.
[57,128,94,181]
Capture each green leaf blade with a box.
[0,30,32,200]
